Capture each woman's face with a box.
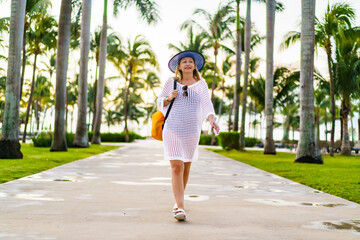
[179,57,196,73]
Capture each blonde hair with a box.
[174,58,202,83]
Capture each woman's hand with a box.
[168,90,178,101]
[208,115,220,134]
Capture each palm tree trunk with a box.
[351,113,354,143]
[50,0,72,152]
[228,102,233,131]
[41,106,47,130]
[211,51,218,104]
[124,70,132,142]
[340,98,351,155]
[264,0,276,154]
[91,0,108,144]
[65,90,68,133]
[326,47,336,156]
[22,53,38,143]
[234,0,241,132]
[316,107,320,142]
[358,117,360,147]
[282,107,290,143]
[295,0,322,164]
[210,50,218,145]
[240,0,251,149]
[92,78,97,131]
[0,0,26,159]
[217,78,225,121]
[324,111,328,142]
[73,0,91,148]
[36,98,40,131]
[19,23,27,103]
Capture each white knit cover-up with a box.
[157,77,216,162]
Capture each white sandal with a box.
[173,208,186,221]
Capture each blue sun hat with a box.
[168,50,205,73]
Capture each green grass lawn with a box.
[210,149,360,204]
[0,144,120,184]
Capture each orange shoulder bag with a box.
[151,80,177,141]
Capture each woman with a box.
[157,50,220,221]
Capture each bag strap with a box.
[162,80,177,129]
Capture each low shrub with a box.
[245,137,258,147]
[218,132,239,150]
[31,132,53,147]
[199,134,219,145]
[218,132,260,150]
[32,132,77,148]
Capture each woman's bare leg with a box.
[183,162,192,190]
[170,160,185,210]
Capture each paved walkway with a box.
[0,140,359,240]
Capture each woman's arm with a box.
[163,90,179,106]
[208,114,220,134]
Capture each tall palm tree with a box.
[182,3,234,145]
[91,0,108,144]
[0,0,26,159]
[239,0,283,149]
[295,0,322,164]
[91,0,160,144]
[181,3,234,105]
[282,2,355,156]
[22,13,57,142]
[334,28,360,155]
[19,0,52,103]
[73,0,92,148]
[122,35,157,142]
[264,0,276,154]
[50,0,72,152]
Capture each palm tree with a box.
[181,3,234,105]
[239,0,283,149]
[19,0,52,103]
[295,0,322,164]
[182,3,234,145]
[263,0,276,154]
[89,29,119,130]
[334,28,360,155]
[22,13,57,142]
[91,0,108,144]
[50,0,72,152]
[282,2,355,156]
[73,0,92,148]
[0,0,26,159]
[91,0,160,144]
[122,35,157,142]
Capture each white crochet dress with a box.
[157,77,216,162]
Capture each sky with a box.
[1,0,360,140]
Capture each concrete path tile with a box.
[0,139,359,240]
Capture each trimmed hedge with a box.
[32,131,146,147]
[199,134,219,145]
[218,131,259,150]
[31,132,53,147]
